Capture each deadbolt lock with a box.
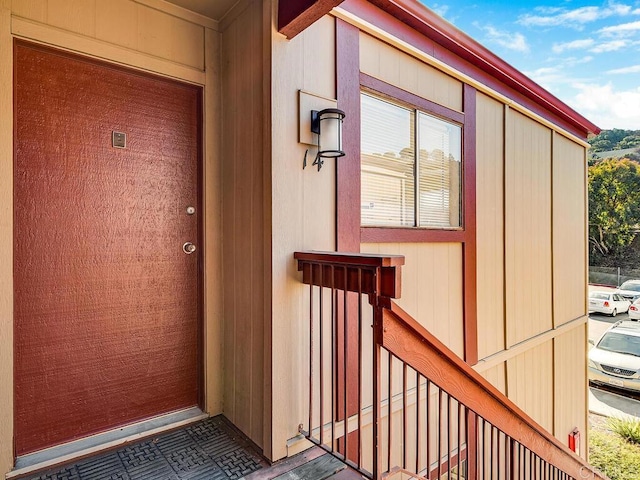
[183,242,196,254]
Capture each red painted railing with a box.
[294,251,607,480]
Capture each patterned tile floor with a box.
[25,416,268,480]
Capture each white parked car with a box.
[629,298,640,320]
[589,291,630,316]
[616,279,640,301]
[589,321,640,392]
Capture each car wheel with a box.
[612,309,617,317]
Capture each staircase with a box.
[294,251,607,480]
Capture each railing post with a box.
[373,303,383,480]
[372,265,383,480]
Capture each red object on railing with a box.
[294,251,607,480]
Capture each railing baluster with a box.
[403,362,408,471]
[357,267,363,471]
[447,394,451,478]
[438,389,443,480]
[416,371,421,475]
[308,264,314,440]
[387,352,393,473]
[343,265,348,461]
[491,425,495,480]
[331,266,336,453]
[457,402,462,479]
[319,264,324,447]
[426,379,431,478]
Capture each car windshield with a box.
[598,331,640,357]
[620,281,640,292]
[590,293,609,300]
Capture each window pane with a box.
[361,94,415,227]
[418,113,462,228]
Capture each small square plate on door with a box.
[112,131,126,148]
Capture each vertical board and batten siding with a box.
[270,14,337,461]
[362,243,464,357]
[505,109,553,348]
[475,92,505,359]
[553,134,588,326]
[203,27,224,418]
[0,0,12,474]
[359,32,463,112]
[352,22,590,460]
[11,0,205,70]
[506,341,554,432]
[554,326,588,458]
[479,363,507,395]
[221,0,266,448]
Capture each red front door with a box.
[14,42,202,456]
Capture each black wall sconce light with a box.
[306,108,346,171]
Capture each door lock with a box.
[183,242,196,254]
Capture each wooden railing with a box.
[294,251,608,480]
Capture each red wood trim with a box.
[462,84,478,365]
[465,410,478,479]
[294,250,405,267]
[278,0,346,39]
[340,0,599,138]
[296,261,403,299]
[335,22,363,461]
[196,84,205,410]
[336,19,362,253]
[360,73,465,124]
[380,300,606,479]
[361,227,465,243]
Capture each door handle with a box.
[183,242,196,254]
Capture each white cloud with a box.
[431,3,450,18]
[607,65,640,74]
[569,83,640,129]
[524,66,579,94]
[590,39,629,52]
[569,55,595,65]
[598,20,640,37]
[518,2,634,28]
[552,38,594,53]
[481,25,529,53]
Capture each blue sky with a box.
[422,0,640,130]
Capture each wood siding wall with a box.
[12,0,205,70]
[362,243,464,357]
[351,32,589,459]
[221,0,267,450]
[270,13,337,461]
[505,109,553,348]
[554,325,588,458]
[359,32,462,112]
[553,134,587,326]
[476,92,505,359]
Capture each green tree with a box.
[589,158,640,263]
[618,135,640,149]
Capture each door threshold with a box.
[9,407,208,478]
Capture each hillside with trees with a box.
[588,128,640,153]
[589,129,640,268]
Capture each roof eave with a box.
[278,0,601,137]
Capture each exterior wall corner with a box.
[0,0,13,474]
